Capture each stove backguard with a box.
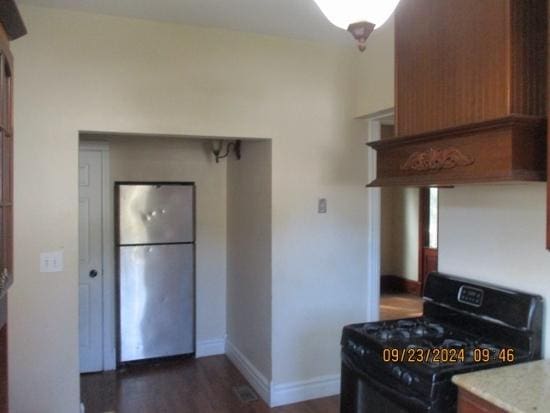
[423,272,543,358]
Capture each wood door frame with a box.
[418,188,429,288]
[547,0,550,251]
[79,140,116,371]
[364,108,394,322]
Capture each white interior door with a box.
[79,149,104,372]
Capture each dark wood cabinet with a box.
[368,0,547,187]
[547,0,550,251]
[0,25,14,297]
[0,35,11,413]
[395,0,546,136]
[457,388,507,413]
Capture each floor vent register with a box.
[232,384,258,403]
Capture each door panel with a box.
[422,248,438,287]
[79,284,90,348]
[79,150,103,373]
[118,184,194,245]
[119,244,194,362]
[79,198,90,264]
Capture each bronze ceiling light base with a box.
[347,21,375,52]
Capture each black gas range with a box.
[340,272,543,413]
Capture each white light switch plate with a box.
[40,250,64,273]
[318,198,327,214]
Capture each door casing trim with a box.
[364,108,394,321]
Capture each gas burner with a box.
[426,323,445,336]
[363,325,381,335]
[378,329,391,341]
[412,325,429,337]
[361,319,447,342]
[411,322,445,339]
[477,343,500,352]
[378,328,411,342]
[462,342,501,362]
[441,339,468,349]
[471,343,501,356]
[396,320,416,329]
[405,343,428,351]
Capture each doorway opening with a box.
[364,109,438,322]
[78,134,235,374]
[78,132,273,411]
[419,187,439,286]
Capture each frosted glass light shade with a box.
[313,0,400,30]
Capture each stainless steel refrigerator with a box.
[116,183,195,363]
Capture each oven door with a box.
[340,353,431,413]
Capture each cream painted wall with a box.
[381,187,419,281]
[88,135,228,348]
[438,184,550,356]
[394,188,420,281]
[380,187,395,275]
[11,6,367,412]
[354,16,395,118]
[227,140,272,380]
[271,118,368,385]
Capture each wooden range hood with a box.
[367,0,547,188]
[368,115,546,187]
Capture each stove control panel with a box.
[390,365,418,387]
[458,285,484,307]
[346,340,369,357]
[401,372,414,386]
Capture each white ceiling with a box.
[17,0,352,44]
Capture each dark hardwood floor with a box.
[80,297,421,413]
[81,356,339,413]
[380,293,423,321]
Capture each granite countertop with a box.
[452,360,550,413]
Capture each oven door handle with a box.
[343,355,429,412]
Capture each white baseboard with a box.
[270,374,341,407]
[225,339,271,404]
[195,338,226,358]
[225,339,340,408]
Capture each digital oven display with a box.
[457,285,484,307]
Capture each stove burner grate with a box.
[362,319,446,342]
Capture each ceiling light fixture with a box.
[312,0,400,51]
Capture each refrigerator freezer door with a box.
[118,184,194,245]
[119,244,194,362]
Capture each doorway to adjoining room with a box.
[366,111,439,321]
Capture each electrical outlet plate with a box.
[40,250,64,273]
